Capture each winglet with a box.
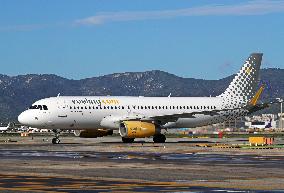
[249,85,265,106]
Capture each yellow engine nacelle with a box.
[119,121,156,138]
[74,129,113,138]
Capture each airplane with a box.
[250,119,273,129]
[0,122,13,133]
[18,53,281,144]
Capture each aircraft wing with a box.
[120,99,279,125]
[148,110,221,123]
[121,108,240,124]
[120,85,282,125]
[147,100,280,124]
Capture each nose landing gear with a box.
[52,129,61,144]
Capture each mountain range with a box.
[0,68,283,122]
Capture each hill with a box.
[0,68,283,122]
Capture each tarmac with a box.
[0,135,284,192]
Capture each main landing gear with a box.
[121,134,166,143]
[122,137,135,143]
[153,134,166,143]
[52,129,61,144]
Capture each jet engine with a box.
[74,129,113,138]
[119,121,156,138]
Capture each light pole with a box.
[281,101,283,131]
[276,98,283,130]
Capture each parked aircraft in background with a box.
[0,122,13,133]
[251,119,272,129]
[18,53,281,144]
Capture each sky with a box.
[0,0,284,80]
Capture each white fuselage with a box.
[0,127,8,132]
[18,96,247,130]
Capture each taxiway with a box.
[0,136,284,192]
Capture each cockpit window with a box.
[29,105,48,110]
[29,105,38,109]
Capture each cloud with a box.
[2,0,284,31]
[75,0,284,25]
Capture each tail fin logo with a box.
[245,66,252,75]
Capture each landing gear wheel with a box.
[122,137,135,143]
[52,129,61,144]
[153,134,166,143]
[52,138,60,144]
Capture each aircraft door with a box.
[57,100,68,118]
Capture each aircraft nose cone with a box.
[18,111,29,125]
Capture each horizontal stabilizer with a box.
[249,85,265,106]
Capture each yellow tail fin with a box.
[249,85,265,106]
